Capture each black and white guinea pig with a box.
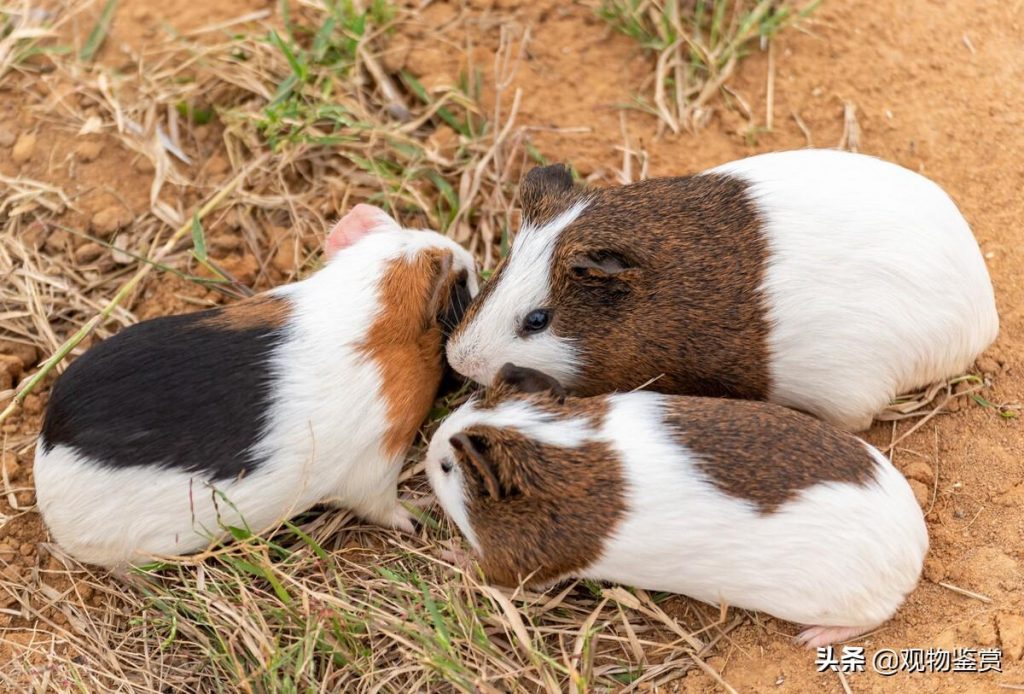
[425,364,928,648]
[34,204,478,568]
[446,148,999,431]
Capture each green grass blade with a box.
[80,0,118,62]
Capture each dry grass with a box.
[1,489,743,691]
[598,0,818,133]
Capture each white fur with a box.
[445,202,589,386]
[587,392,928,629]
[428,391,928,633]
[34,226,477,568]
[450,149,998,431]
[710,149,998,430]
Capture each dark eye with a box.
[520,309,551,335]
[441,458,453,474]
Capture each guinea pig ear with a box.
[519,164,576,224]
[422,249,456,328]
[495,363,566,403]
[450,431,502,500]
[325,204,397,259]
[569,250,637,281]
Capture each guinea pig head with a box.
[445,164,770,399]
[345,205,479,457]
[424,367,624,587]
[444,164,651,394]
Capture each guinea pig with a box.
[425,364,928,648]
[34,204,478,568]
[446,148,999,431]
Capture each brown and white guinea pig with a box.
[34,204,477,568]
[446,149,999,431]
[425,364,928,648]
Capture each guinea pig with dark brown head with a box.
[445,149,998,431]
[425,364,928,648]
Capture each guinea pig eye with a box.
[441,458,454,474]
[520,309,551,335]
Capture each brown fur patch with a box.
[198,294,291,330]
[518,164,593,227]
[361,249,458,458]
[663,397,878,513]
[454,418,627,587]
[453,170,773,401]
[545,173,772,399]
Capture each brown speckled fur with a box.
[662,397,879,513]
[458,168,772,400]
[361,249,460,457]
[198,294,291,330]
[550,173,770,398]
[453,421,626,588]
[517,164,593,227]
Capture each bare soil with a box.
[2,0,1022,691]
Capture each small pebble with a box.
[976,355,1000,375]
[74,242,104,264]
[273,240,297,275]
[111,234,134,264]
[908,479,930,508]
[1,451,19,479]
[203,154,229,175]
[16,490,35,507]
[902,461,934,485]
[19,542,34,557]
[12,132,37,163]
[23,393,42,415]
[90,207,132,238]
[0,353,22,378]
[74,139,105,162]
[44,229,70,253]
[0,125,16,147]
[922,557,945,583]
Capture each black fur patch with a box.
[41,308,287,481]
[439,270,476,396]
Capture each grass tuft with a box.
[598,0,818,132]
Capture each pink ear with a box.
[325,204,396,258]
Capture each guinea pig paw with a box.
[439,541,474,572]
[389,504,417,535]
[794,625,870,649]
